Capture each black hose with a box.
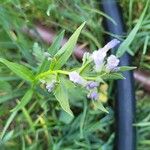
[100,0,136,150]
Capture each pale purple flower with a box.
[46,80,55,92]
[86,81,99,89]
[92,39,120,72]
[69,71,86,85]
[102,39,120,53]
[106,55,120,71]
[92,50,106,71]
[87,91,99,100]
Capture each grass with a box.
[0,0,150,149]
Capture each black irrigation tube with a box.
[100,0,136,150]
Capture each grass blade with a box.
[116,0,149,57]
[11,88,33,112]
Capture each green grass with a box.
[0,0,150,149]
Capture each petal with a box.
[102,39,120,53]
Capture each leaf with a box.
[0,58,34,83]
[116,0,149,57]
[1,130,14,144]
[133,122,150,127]
[0,89,24,104]
[0,81,12,94]
[54,79,73,116]
[38,30,65,73]
[0,111,17,139]
[102,73,125,80]
[59,111,74,124]
[92,101,109,113]
[11,88,33,112]
[50,22,85,70]
[119,66,136,72]
[48,30,65,56]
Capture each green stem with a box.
[79,60,92,74]
[35,70,69,81]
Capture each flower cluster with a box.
[41,39,120,101]
[91,39,120,72]
[68,71,99,100]
[68,39,120,100]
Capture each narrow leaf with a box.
[0,58,34,82]
[48,30,65,56]
[50,22,85,70]
[38,30,65,73]
[92,101,109,113]
[102,73,125,80]
[1,111,17,139]
[119,66,136,72]
[54,79,73,116]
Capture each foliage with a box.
[0,0,150,149]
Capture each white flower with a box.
[106,55,120,71]
[92,39,120,72]
[92,50,106,71]
[46,80,56,92]
[82,52,91,64]
[69,71,86,85]
[102,39,120,53]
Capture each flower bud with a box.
[69,71,86,85]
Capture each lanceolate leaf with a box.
[38,30,65,73]
[54,78,73,116]
[92,101,108,113]
[0,58,34,83]
[119,66,136,72]
[50,22,85,70]
[102,73,125,80]
[48,30,65,56]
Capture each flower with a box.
[82,52,91,61]
[46,80,56,92]
[92,39,120,72]
[87,91,99,100]
[69,71,86,85]
[102,39,120,53]
[92,50,106,71]
[86,81,99,89]
[106,55,120,71]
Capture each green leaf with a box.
[54,78,73,116]
[0,58,34,83]
[38,30,65,73]
[133,122,150,127]
[50,22,85,70]
[119,66,136,72]
[116,0,149,57]
[11,89,33,112]
[0,89,24,104]
[48,30,65,56]
[92,101,109,113]
[102,73,125,80]
[59,111,74,124]
[0,111,17,139]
